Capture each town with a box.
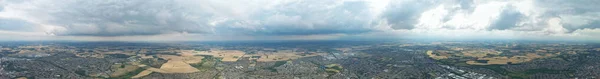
[1,40,599,79]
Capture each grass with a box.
[190,55,220,71]
[107,54,131,58]
[107,67,146,79]
[265,61,288,72]
[120,64,125,68]
[139,58,166,68]
[273,61,288,67]
[324,64,343,74]
[330,66,343,71]
[75,70,88,77]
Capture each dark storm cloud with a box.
[563,21,600,33]
[382,0,434,30]
[576,21,600,29]
[489,6,522,30]
[382,0,474,30]
[215,0,375,36]
[44,0,214,36]
[0,0,379,36]
[256,1,372,35]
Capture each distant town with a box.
[0,40,599,79]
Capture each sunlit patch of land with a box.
[182,49,324,62]
[461,50,501,58]
[131,70,153,78]
[427,48,561,65]
[252,52,323,62]
[131,63,198,78]
[180,50,245,62]
[130,54,205,78]
[427,50,448,60]
[325,64,343,73]
[135,64,168,73]
[110,64,140,77]
[129,65,161,78]
[135,55,203,73]
[157,55,204,64]
[465,53,557,65]
[158,60,200,73]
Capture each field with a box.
[129,54,206,78]
[181,49,322,62]
[213,50,245,62]
[131,70,153,78]
[254,52,322,62]
[108,67,145,79]
[424,48,561,66]
[156,55,202,73]
[461,50,501,58]
[466,53,554,65]
[157,55,204,64]
[265,61,288,72]
[190,56,219,71]
[110,64,140,77]
[180,50,245,62]
[159,60,200,73]
[325,64,343,73]
[427,50,448,60]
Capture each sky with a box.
[0,0,599,42]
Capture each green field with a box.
[108,68,145,79]
[265,61,288,72]
[191,55,220,71]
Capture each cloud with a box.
[560,13,600,32]
[0,0,378,37]
[0,18,37,31]
[381,0,437,30]
[0,0,599,41]
[0,0,382,41]
[216,0,375,36]
[533,0,600,32]
[489,6,522,30]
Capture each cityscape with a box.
[1,0,600,79]
[1,41,599,79]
